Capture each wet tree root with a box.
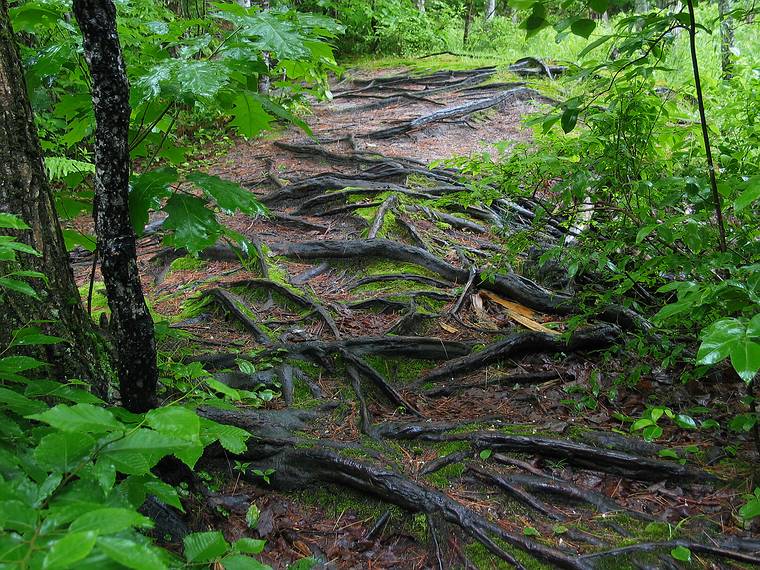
[423,370,563,397]
[269,239,573,315]
[203,288,271,345]
[225,278,341,338]
[190,336,472,371]
[421,324,621,383]
[379,425,714,483]
[362,87,546,140]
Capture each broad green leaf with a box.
[240,13,309,59]
[10,327,64,348]
[234,538,266,554]
[129,167,177,234]
[561,108,579,133]
[223,555,272,570]
[0,213,29,229]
[101,429,191,475]
[70,508,153,534]
[570,18,596,39]
[674,414,697,429]
[146,406,203,468]
[0,355,47,375]
[0,277,39,298]
[174,60,230,104]
[34,432,96,472]
[163,193,224,255]
[670,545,691,562]
[97,537,167,570]
[697,318,746,366]
[739,496,760,520]
[0,500,37,533]
[0,387,47,416]
[200,419,250,453]
[186,172,266,216]
[588,0,608,13]
[698,316,760,382]
[734,176,760,212]
[29,404,124,434]
[183,531,229,563]
[43,531,97,569]
[230,93,274,138]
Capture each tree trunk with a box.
[73,0,159,413]
[485,0,496,21]
[463,0,474,48]
[416,0,425,12]
[0,0,112,395]
[258,0,271,95]
[719,0,734,79]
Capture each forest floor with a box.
[74,61,759,569]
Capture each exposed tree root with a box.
[268,239,574,315]
[422,370,563,397]
[377,424,714,483]
[225,278,340,338]
[421,324,621,382]
[362,87,549,140]
[203,288,271,345]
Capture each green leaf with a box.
[34,432,96,472]
[588,0,608,13]
[234,538,266,554]
[240,13,309,59]
[570,18,596,39]
[230,93,274,138]
[101,429,191,475]
[10,327,63,348]
[29,404,124,434]
[129,167,177,235]
[245,503,260,529]
[0,387,47,416]
[223,555,272,570]
[163,193,224,256]
[200,419,250,454]
[0,355,47,376]
[70,508,153,534]
[698,316,760,382]
[287,558,315,570]
[183,531,229,563]
[561,108,579,133]
[146,406,203,468]
[636,224,657,244]
[739,496,760,521]
[186,172,267,216]
[0,277,39,298]
[523,526,540,536]
[674,414,697,429]
[479,449,492,460]
[0,213,29,229]
[670,545,691,562]
[43,531,97,569]
[734,177,760,212]
[97,537,167,570]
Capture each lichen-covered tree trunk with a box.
[719,0,734,79]
[0,0,112,394]
[73,0,158,413]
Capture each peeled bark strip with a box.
[0,2,112,393]
[74,0,158,412]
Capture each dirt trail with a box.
[79,65,758,568]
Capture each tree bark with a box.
[0,0,112,394]
[73,0,158,412]
[485,0,496,21]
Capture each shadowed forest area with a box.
[1,0,760,568]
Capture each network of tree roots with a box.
[74,65,760,569]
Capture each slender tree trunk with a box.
[463,0,474,48]
[73,0,158,413]
[485,0,496,21]
[258,0,271,95]
[686,0,727,253]
[719,0,734,79]
[0,0,112,394]
[417,0,425,13]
